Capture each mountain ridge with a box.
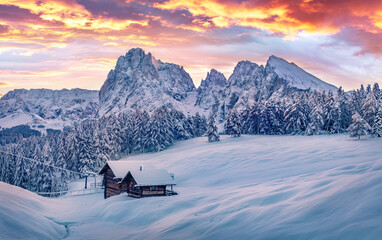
[0,48,338,130]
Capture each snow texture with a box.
[1,135,382,239]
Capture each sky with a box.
[1,0,382,96]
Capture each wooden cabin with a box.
[99,161,176,199]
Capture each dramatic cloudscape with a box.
[1,0,382,95]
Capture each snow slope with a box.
[0,182,66,239]
[2,135,382,239]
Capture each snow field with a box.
[1,135,382,239]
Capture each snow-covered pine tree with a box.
[336,87,352,131]
[284,94,308,134]
[78,120,97,174]
[207,115,220,142]
[145,106,174,152]
[323,91,341,133]
[241,104,260,134]
[372,107,382,137]
[306,102,324,135]
[131,110,150,152]
[361,91,378,126]
[225,109,241,137]
[373,83,381,100]
[347,112,371,139]
[14,138,33,189]
[193,112,208,137]
[171,109,192,140]
[40,140,57,192]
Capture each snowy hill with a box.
[2,135,382,239]
[0,88,99,131]
[0,182,66,239]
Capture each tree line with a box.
[224,84,382,139]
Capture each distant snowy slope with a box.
[0,88,99,131]
[0,182,66,240]
[266,55,337,92]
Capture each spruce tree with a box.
[361,91,378,126]
[225,109,241,137]
[347,112,371,139]
[207,115,220,142]
[372,107,382,137]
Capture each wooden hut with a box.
[99,161,176,199]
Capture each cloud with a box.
[0,82,8,86]
[0,0,381,94]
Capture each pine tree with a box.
[306,103,324,135]
[225,109,241,137]
[373,83,381,100]
[284,94,308,134]
[336,87,352,131]
[361,91,378,126]
[372,107,382,137]
[193,112,208,137]
[347,112,371,139]
[207,115,220,142]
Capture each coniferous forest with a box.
[1,83,382,194]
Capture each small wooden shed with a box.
[99,161,176,199]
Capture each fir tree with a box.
[347,112,371,139]
[284,94,308,134]
[225,109,241,137]
[207,115,220,142]
[361,91,378,126]
[306,103,324,135]
[372,107,382,137]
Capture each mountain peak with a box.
[200,69,227,88]
[266,55,337,92]
[98,48,196,115]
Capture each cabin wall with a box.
[103,167,121,199]
[141,186,166,197]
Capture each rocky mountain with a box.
[98,48,197,116]
[265,55,337,92]
[195,55,337,121]
[0,48,338,131]
[0,88,99,131]
[195,69,227,113]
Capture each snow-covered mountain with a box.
[195,55,337,121]
[265,55,337,92]
[195,69,227,114]
[0,48,338,130]
[0,88,99,131]
[99,48,337,120]
[98,48,197,116]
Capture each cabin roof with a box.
[125,169,176,187]
[99,160,154,179]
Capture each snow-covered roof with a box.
[128,169,175,187]
[99,160,154,179]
